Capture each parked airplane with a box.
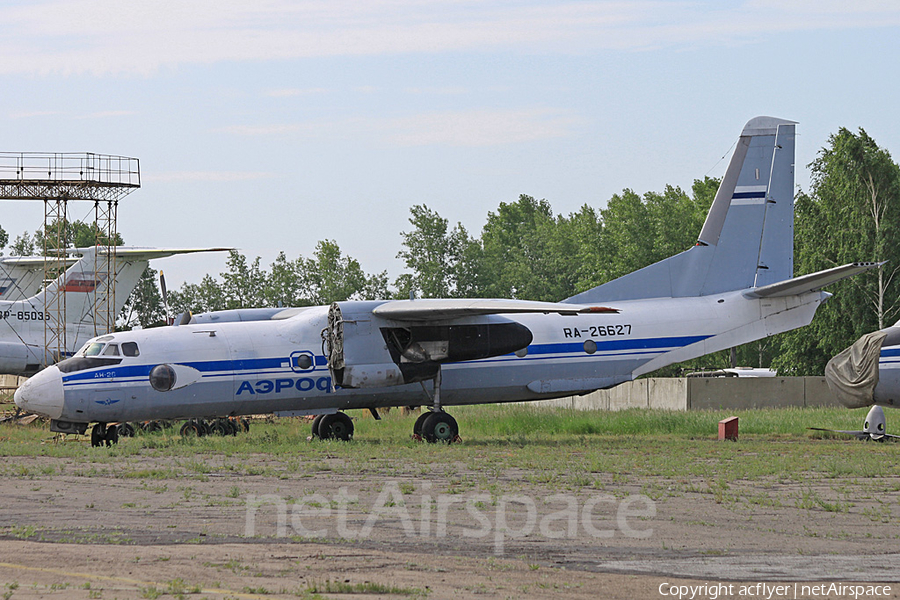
[15,117,879,447]
[825,324,900,413]
[0,246,228,376]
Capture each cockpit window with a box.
[83,342,105,357]
[103,344,120,356]
[79,336,115,357]
[122,342,139,357]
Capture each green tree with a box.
[120,267,166,329]
[479,195,578,301]
[301,239,389,304]
[35,219,123,251]
[8,231,34,256]
[221,251,267,309]
[600,179,716,285]
[773,127,900,375]
[265,251,307,307]
[168,274,227,315]
[395,205,481,298]
[565,204,605,292]
[600,189,654,282]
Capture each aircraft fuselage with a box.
[26,291,827,426]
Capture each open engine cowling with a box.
[324,302,533,389]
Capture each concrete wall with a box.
[533,377,841,411]
[0,374,24,391]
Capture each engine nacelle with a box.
[324,302,533,389]
[340,363,404,388]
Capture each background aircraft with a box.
[826,325,900,412]
[0,246,228,376]
[0,255,78,300]
[16,117,879,446]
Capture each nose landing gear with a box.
[90,423,118,447]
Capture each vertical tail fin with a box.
[21,247,148,328]
[36,247,104,326]
[566,116,796,303]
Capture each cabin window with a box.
[103,344,120,356]
[122,342,140,357]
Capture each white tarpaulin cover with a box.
[824,331,888,408]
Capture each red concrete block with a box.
[718,416,738,441]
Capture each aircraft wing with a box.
[808,427,870,440]
[746,262,883,299]
[71,247,233,260]
[371,298,619,321]
[808,427,900,441]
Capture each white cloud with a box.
[79,110,137,119]
[404,86,469,95]
[2,1,899,76]
[144,171,273,183]
[265,88,329,98]
[8,109,134,119]
[215,107,582,147]
[383,108,582,146]
[8,110,62,119]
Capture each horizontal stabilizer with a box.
[372,298,619,321]
[745,262,883,298]
[0,256,78,268]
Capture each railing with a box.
[0,152,140,187]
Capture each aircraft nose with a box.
[14,366,65,420]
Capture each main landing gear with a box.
[412,410,459,443]
[305,408,459,443]
[307,368,461,443]
[310,412,355,441]
[411,366,460,444]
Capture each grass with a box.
[305,580,426,597]
[1,404,898,487]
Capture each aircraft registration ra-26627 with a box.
[0,246,229,376]
[16,117,880,446]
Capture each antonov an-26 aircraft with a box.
[0,246,228,376]
[16,117,878,446]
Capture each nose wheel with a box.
[90,423,119,447]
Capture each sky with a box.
[2,0,900,289]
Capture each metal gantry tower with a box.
[0,153,140,366]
